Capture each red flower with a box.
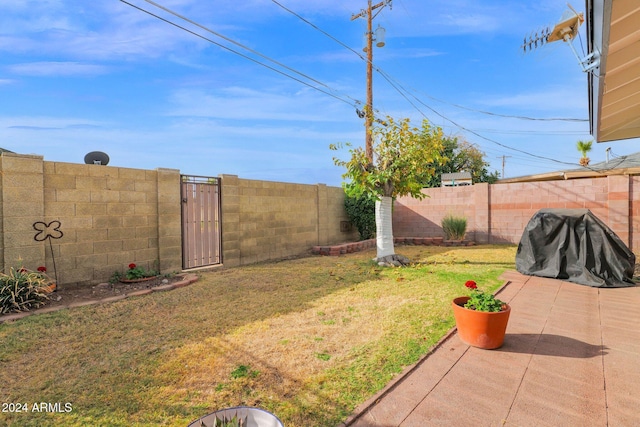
[128,263,137,269]
[37,266,47,272]
[18,268,27,273]
[465,280,477,289]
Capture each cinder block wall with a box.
[0,153,182,287]
[393,184,480,242]
[488,178,609,243]
[0,154,360,285]
[393,176,637,252]
[220,175,357,267]
[632,176,640,252]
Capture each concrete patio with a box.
[343,271,640,426]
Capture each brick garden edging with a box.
[312,237,475,256]
[0,273,200,324]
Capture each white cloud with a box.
[479,86,587,112]
[0,2,207,61]
[7,61,109,77]
[0,116,106,129]
[168,86,353,122]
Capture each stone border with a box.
[312,237,475,256]
[0,273,199,323]
[312,239,376,256]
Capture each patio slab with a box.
[342,271,640,426]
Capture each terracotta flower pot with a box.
[41,283,57,294]
[452,296,511,349]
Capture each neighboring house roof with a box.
[498,151,640,183]
[442,172,472,181]
[0,148,15,154]
[587,0,640,142]
[441,172,472,186]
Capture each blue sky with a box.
[1,0,637,186]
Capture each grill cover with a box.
[516,209,636,288]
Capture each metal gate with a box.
[181,175,222,269]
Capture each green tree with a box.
[576,140,593,166]
[331,117,444,261]
[423,136,499,187]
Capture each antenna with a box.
[521,3,599,72]
[84,151,110,165]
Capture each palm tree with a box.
[576,140,593,166]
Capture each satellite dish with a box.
[84,151,110,165]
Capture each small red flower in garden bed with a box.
[37,266,47,273]
[112,262,159,281]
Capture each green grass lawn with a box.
[0,244,516,427]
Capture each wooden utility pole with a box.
[351,0,391,163]
[497,155,511,178]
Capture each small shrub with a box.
[441,214,467,240]
[111,262,159,283]
[0,268,51,314]
[344,192,376,240]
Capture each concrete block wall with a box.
[393,175,637,252]
[0,154,374,284]
[220,175,357,267]
[489,178,609,243]
[393,184,480,242]
[632,177,640,252]
[318,184,357,244]
[0,154,46,272]
[0,153,181,287]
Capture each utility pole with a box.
[497,155,511,178]
[351,0,391,163]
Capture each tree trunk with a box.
[375,196,395,259]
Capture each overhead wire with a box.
[271,0,593,170]
[124,0,597,173]
[375,67,587,168]
[140,0,364,106]
[270,0,587,123]
[267,0,388,124]
[119,0,362,110]
[406,92,588,122]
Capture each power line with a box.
[376,67,585,167]
[467,129,588,135]
[119,0,362,109]
[402,89,588,122]
[141,0,363,106]
[125,0,595,173]
[271,1,588,169]
[270,0,587,124]
[271,0,363,58]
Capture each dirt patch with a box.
[40,274,198,310]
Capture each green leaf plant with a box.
[331,115,445,261]
[463,280,507,312]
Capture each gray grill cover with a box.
[516,209,636,288]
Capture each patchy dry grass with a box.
[0,244,516,426]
